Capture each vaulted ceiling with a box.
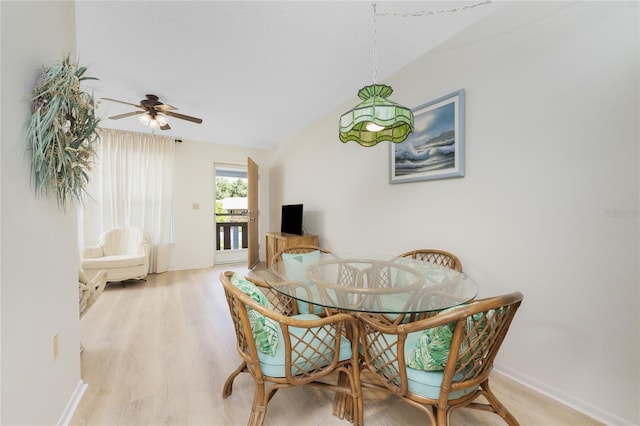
[76,1,505,149]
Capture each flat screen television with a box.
[280,204,303,235]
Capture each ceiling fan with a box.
[102,94,203,130]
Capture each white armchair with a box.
[81,227,151,283]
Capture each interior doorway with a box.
[214,163,248,265]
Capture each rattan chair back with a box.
[358,291,523,425]
[399,249,463,272]
[270,245,333,264]
[269,245,334,315]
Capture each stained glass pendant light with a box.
[339,84,413,146]
[339,3,414,147]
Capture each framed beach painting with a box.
[389,89,465,184]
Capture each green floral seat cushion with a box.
[230,272,279,356]
[367,331,476,399]
[406,317,455,371]
[406,306,494,371]
[403,331,477,399]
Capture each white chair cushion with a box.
[81,254,146,269]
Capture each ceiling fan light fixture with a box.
[138,114,151,127]
[138,113,168,129]
[156,115,168,127]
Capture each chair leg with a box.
[222,361,247,398]
[481,380,519,426]
[248,382,267,426]
[436,406,448,426]
[332,371,350,419]
[350,368,364,426]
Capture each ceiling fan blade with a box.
[162,110,203,124]
[101,97,144,109]
[154,103,176,111]
[109,110,145,120]
[160,123,171,130]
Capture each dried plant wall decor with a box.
[25,53,100,210]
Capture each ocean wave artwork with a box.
[394,102,456,176]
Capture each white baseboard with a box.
[57,380,87,426]
[494,363,635,426]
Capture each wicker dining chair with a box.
[270,245,333,262]
[219,271,363,426]
[398,249,463,272]
[270,245,334,315]
[357,291,523,425]
[78,269,108,319]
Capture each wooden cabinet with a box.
[265,232,319,267]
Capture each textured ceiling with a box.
[75,1,505,149]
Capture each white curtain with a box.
[82,128,175,273]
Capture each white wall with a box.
[1,2,83,424]
[270,2,639,425]
[170,139,270,270]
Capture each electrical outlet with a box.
[52,333,59,361]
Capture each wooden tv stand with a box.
[265,232,319,267]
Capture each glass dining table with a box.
[264,252,479,422]
[264,252,478,319]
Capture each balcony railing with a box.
[216,214,248,251]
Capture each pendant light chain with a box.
[376,0,492,18]
[371,0,492,82]
[371,2,379,124]
[372,2,378,85]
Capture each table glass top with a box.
[264,252,478,314]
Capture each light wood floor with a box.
[71,265,603,426]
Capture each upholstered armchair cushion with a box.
[81,254,148,270]
[83,245,104,259]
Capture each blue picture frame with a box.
[389,89,465,184]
